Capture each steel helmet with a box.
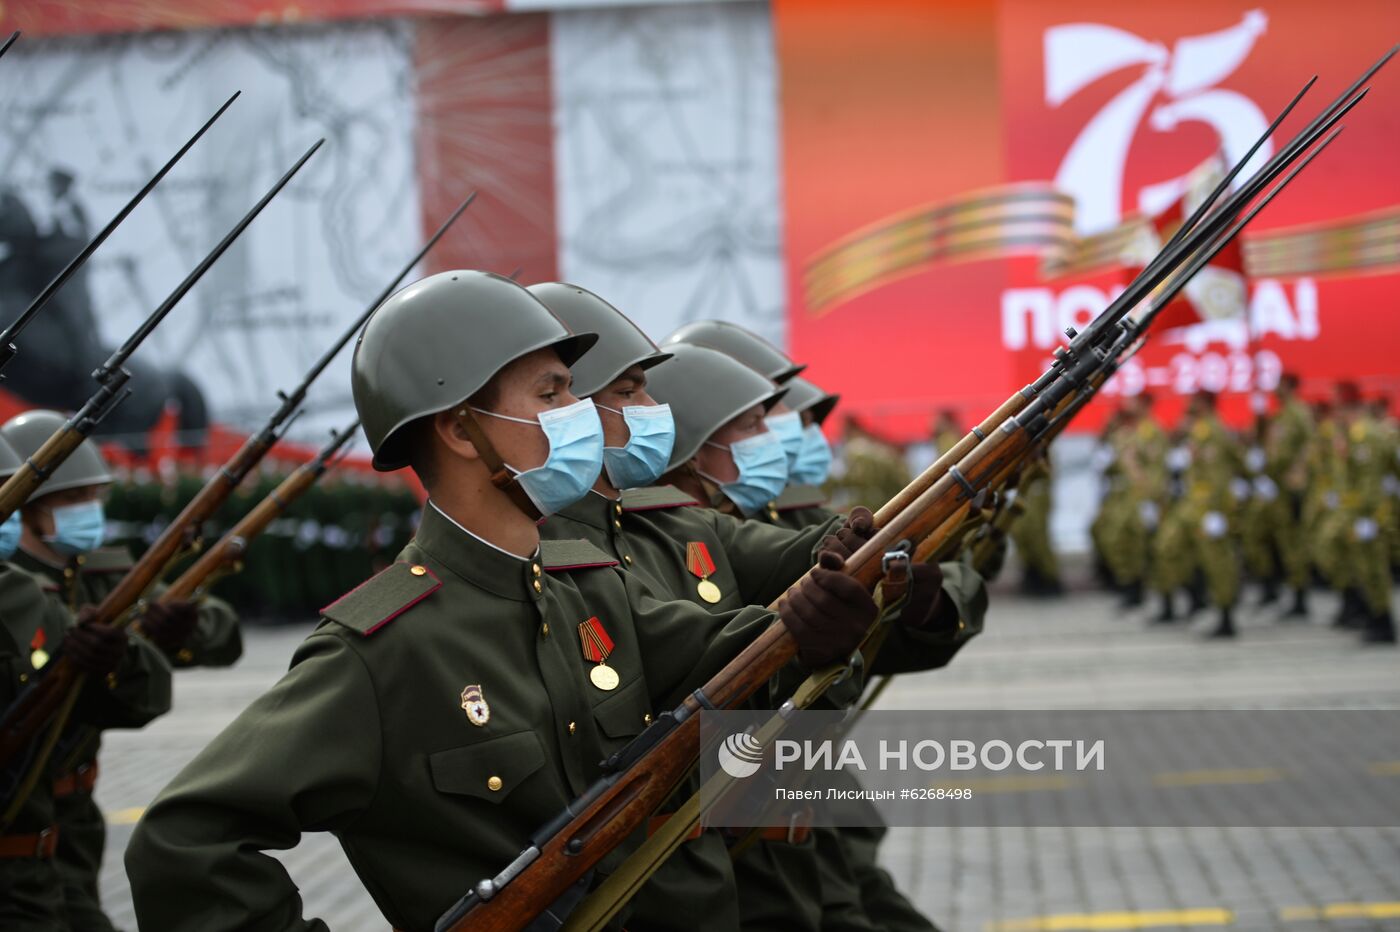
[661,320,803,384]
[0,410,113,499]
[780,376,840,425]
[527,283,671,398]
[645,344,786,470]
[351,270,598,471]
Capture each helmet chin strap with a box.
[454,408,543,522]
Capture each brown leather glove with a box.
[63,608,128,676]
[899,562,959,633]
[780,551,877,668]
[140,600,199,653]
[818,507,874,562]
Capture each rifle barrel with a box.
[0,32,18,60]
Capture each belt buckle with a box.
[35,827,52,858]
[880,542,911,577]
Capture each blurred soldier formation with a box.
[1091,377,1397,645]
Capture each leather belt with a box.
[0,826,58,859]
[53,760,99,799]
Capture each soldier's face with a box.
[593,365,658,449]
[694,404,767,484]
[23,483,107,538]
[476,348,580,471]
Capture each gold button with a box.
[623,554,633,565]
[487,776,503,792]
[19,673,27,684]
[409,564,427,576]
[541,622,550,638]
[643,713,653,726]
[75,555,86,566]
[177,649,194,663]
[63,568,75,579]
[533,579,542,594]
[614,503,623,515]
[568,721,577,735]
[532,563,542,577]
[613,520,622,530]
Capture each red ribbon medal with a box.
[686,542,722,604]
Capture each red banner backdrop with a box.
[776,0,1400,438]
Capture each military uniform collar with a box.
[415,501,544,602]
[554,492,619,533]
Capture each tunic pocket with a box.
[591,676,650,740]
[429,731,546,803]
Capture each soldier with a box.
[763,376,841,529]
[1008,454,1062,597]
[1092,394,1167,607]
[1261,374,1315,618]
[1330,383,1395,644]
[0,434,172,931]
[0,410,241,932]
[1150,392,1244,637]
[125,271,875,931]
[656,322,983,932]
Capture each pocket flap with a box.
[591,677,650,740]
[429,731,546,802]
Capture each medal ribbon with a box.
[686,542,716,580]
[577,616,614,664]
[30,628,46,652]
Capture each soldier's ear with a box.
[433,409,480,463]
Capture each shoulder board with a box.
[321,562,441,637]
[774,485,828,511]
[82,547,135,574]
[539,539,620,572]
[620,485,700,512]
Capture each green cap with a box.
[527,283,671,398]
[780,376,840,426]
[661,320,804,384]
[352,270,598,471]
[0,409,113,498]
[645,344,786,469]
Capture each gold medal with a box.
[30,649,49,670]
[696,578,722,604]
[589,662,620,691]
[579,617,622,691]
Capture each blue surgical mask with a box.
[472,398,604,517]
[0,511,21,560]
[790,424,833,486]
[702,431,788,516]
[45,500,106,556]
[598,403,675,490]
[765,411,805,471]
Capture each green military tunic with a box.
[15,545,240,932]
[126,503,779,932]
[0,561,171,931]
[543,486,844,930]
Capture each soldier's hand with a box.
[818,506,874,561]
[899,562,958,633]
[781,551,876,669]
[140,600,199,653]
[63,609,128,676]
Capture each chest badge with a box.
[577,616,620,691]
[686,541,722,604]
[30,628,49,670]
[461,684,490,726]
